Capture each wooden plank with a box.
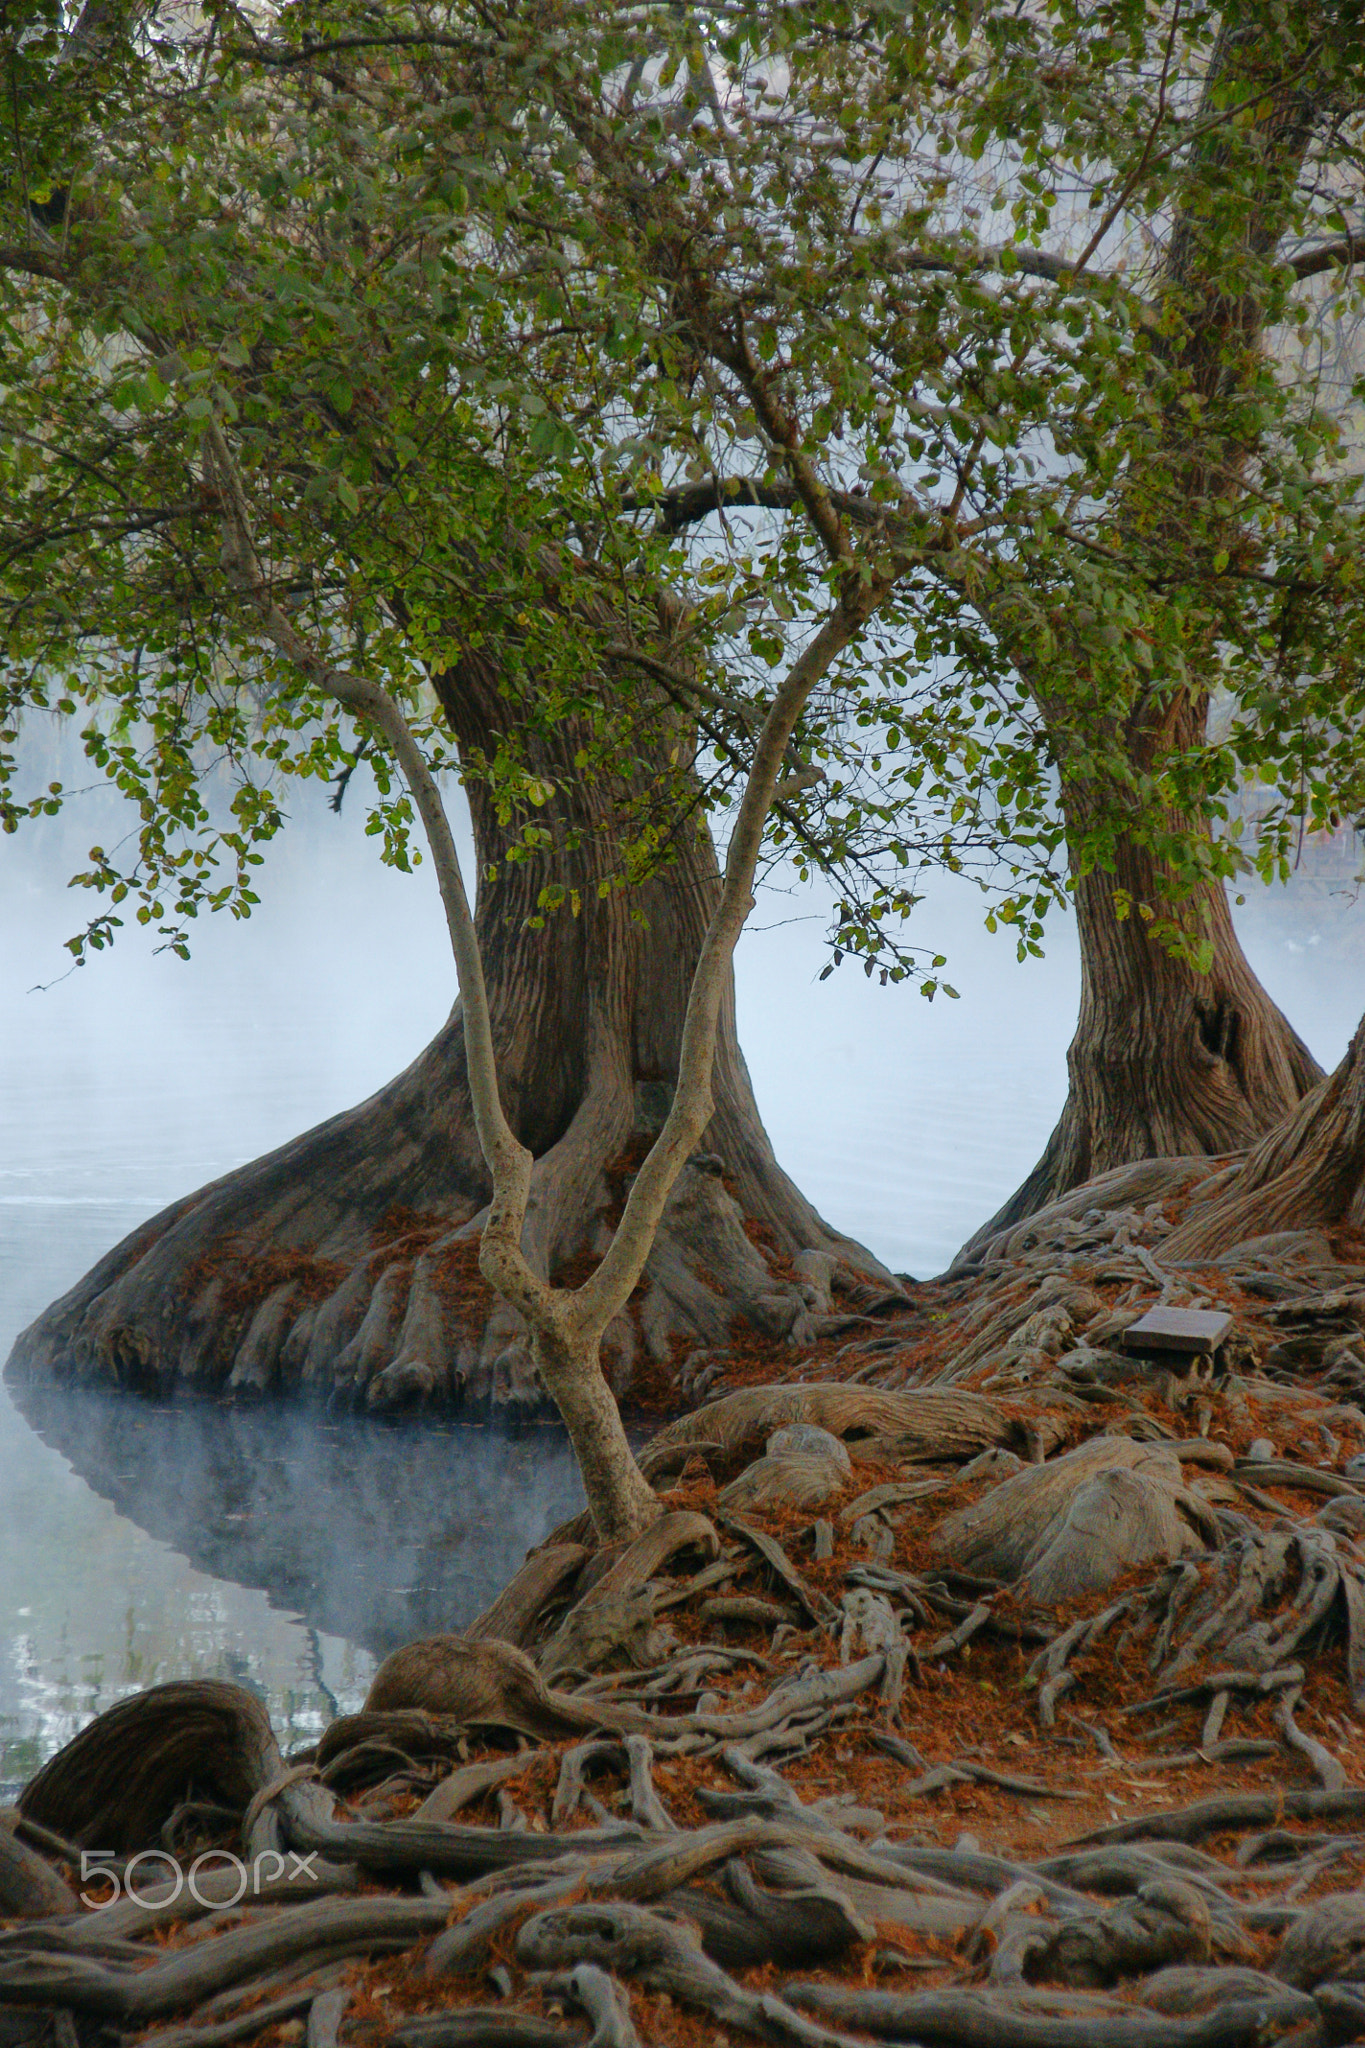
[1121,1306,1233,1355]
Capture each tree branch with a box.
[720,326,854,570]
[882,244,1103,285]
[607,639,933,974]
[0,245,67,281]
[1290,233,1365,279]
[574,586,882,1339]
[621,475,987,557]
[199,420,543,1322]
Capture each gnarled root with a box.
[787,1980,1311,2045]
[358,1636,619,1742]
[392,2014,585,2048]
[537,1513,718,1684]
[467,1545,593,1651]
[515,1901,859,2048]
[933,1437,1217,1603]
[639,1384,1014,1484]
[17,1679,285,1853]
[0,1824,77,1919]
[544,1964,643,2048]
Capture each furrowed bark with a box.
[575,613,865,1344]
[957,809,1322,1261]
[1161,1010,1365,1262]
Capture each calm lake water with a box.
[2,782,1359,1787]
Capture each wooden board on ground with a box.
[1121,1307,1233,1355]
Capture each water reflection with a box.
[2,1381,584,1790]
[13,1383,586,1653]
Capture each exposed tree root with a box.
[17,1681,284,1854]
[360,1636,612,1739]
[1163,1016,1365,1264]
[8,1671,1364,2048]
[638,1384,1018,1481]
[16,1151,1365,2047]
[393,2015,583,2048]
[934,1436,1217,1600]
[787,1981,1310,2044]
[0,1832,74,1921]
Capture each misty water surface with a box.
[2,777,1359,1787]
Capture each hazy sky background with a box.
[5,760,1360,1280]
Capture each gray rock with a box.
[718,1453,846,1513]
[766,1423,852,1473]
[1316,1495,1365,1538]
[1246,1438,1276,1463]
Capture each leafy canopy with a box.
[3,0,1364,982]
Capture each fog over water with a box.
[2,771,1360,1787]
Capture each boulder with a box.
[934,1435,1216,1602]
[766,1424,852,1471]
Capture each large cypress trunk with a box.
[6,650,886,1413]
[958,684,1322,1261]
[957,819,1323,1261]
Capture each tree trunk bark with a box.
[4,648,887,1415]
[956,811,1323,1261]
[1161,1009,1365,1263]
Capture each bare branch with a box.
[0,245,67,281]
[1290,233,1365,279]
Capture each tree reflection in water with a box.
[10,1382,585,1659]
